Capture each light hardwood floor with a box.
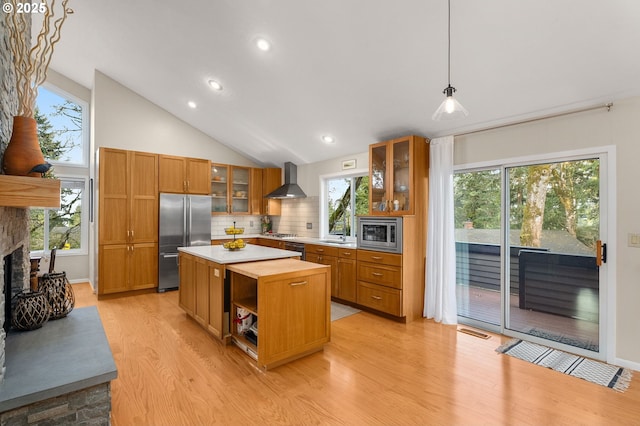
[73,283,640,425]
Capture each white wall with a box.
[297,151,369,197]
[454,97,640,367]
[93,70,256,166]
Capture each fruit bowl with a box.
[224,227,244,235]
[223,240,246,250]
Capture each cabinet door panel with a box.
[262,168,282,216]
[131,197,158,243]
[179,254,195,315]
[159,155,186,193]
[260,272,329,364]
[99,149,128,244]
[194,258,209,325]
[187,159,211,194]
[131,152,158,242]
[100,198,128,244]
[357,281,402,316]
[99,244,129,294]
[130,243,158,290]
[337,258,357,301]
[358,263,402,289]
[208,263,225,338]
[230,166,250,214]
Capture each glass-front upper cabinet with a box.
[369,135,427,216]
[211,164,252,215]
[230,166,250,214]
[211,164,229,214]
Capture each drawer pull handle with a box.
[371,256,383,260]
[290,281,308,286]
[317,248,324,252]
[343,252,351,256]
[371,295,382,300]
[372,272,384,277]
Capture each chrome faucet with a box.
[341,215,347,242]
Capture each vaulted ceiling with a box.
[47,0,640,167]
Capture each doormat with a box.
[331,302,360,322]
[527,328,599,352]
[496,339,632,392]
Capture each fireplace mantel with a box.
[0,175,60,208]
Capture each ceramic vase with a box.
[2,116,48,177]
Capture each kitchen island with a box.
[227,258,330,369]
[177,244,302,341]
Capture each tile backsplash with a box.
[211,215,263,237]
[270,196,320,238]
[210,196,320,238]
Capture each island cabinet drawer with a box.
[356,249,402,267]
[305,244,339,257]
[358,263,402,289]
[357,281,401,316]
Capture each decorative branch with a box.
[5,0,73,117]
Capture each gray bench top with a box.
[0,306,118,412]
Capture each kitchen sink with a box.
[318,239,352,245]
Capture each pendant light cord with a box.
[447,0,451,86]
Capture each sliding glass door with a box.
[455,154,606,358]
[505,159,601,352]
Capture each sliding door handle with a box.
[596,240,607,266]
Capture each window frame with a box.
[319,168,369,239]
[38,82,90,168]
[29,175,90,258]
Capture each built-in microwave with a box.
[357,216,402,253]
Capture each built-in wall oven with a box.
[357,216,402,253]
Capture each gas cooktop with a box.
[264,233,298,239]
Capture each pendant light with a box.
[432,0,468,121]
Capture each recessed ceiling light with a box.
[256,38,271,51]
[187,101,197,109]
[322,135,335,144]
[208,80,223,91]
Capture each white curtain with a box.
[424,135,457,324]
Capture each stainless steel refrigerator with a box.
[158,193,211,292]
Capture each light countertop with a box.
[178,243,301,264]
[210,234,357,249]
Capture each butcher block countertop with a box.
[177,244,300,264]
[226,258,327,279]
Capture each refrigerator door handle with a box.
[183,196,189,247]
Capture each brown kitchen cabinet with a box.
[356,249,403,316]
[262,167,282,216]
[98,148,158,296]
[257,238,286,249]
[227,258,330,370]
[337,248,357,302]
[369,135,428,215]
[305,244,338,297]
[177,252,232,341]
[211,164,252,214]
[159,154,211,195]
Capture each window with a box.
[30,178,88,254]
[324,174,369,237]
[30,83,90,257]
[35,85,88,166]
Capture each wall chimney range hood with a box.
[265,162,307,199]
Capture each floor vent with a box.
[458,328,490,339]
